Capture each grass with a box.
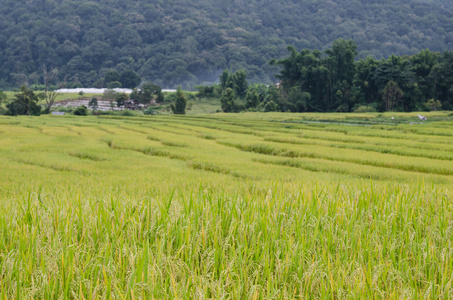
[0,113,453,298]
[186,97,221,115]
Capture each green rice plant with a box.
[1,113,453,298]
[0,184,452,298]
[265,135,453,161]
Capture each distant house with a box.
[52,112,65,115]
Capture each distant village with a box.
[53,88,177,112]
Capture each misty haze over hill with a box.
[0,0,452,89]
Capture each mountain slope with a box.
[0,0,452,88]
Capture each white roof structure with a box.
[54,88,133,94]
[54,88,177,94]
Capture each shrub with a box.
[119,110,135,116]
[73,105,88,116]
[94,110,115,115]
[144,107,159,115]
[165,93,177,102]
[425,99,442,111]
[264,100,279,112]
[336,104,349,112]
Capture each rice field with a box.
[0,112,453,298]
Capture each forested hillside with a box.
[1,0,452,89]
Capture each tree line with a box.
[202,39,453,113]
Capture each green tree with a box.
[1,0,453,89]
[107,81,122,89]
[104,70,120,83]
[102,89,117,111]
[232,69,248,98]
[130,82,163,104]
[272,47,329,111]
[264,100,279,112]
[116,93,128,109]
[6,86,41,116]
[170,86,187,115]
[245,90,260,108]
[383,80,404,111]
[287,87,309,112]
[325,39,358,110]
[431,52,453,110]
[425,99,442,111]
[120,70,141,89]
[42,65,66,113]
[410,50,438,101]
[220,69,230,90]
[220,88,236,112]
[93,78,106,88]
[73,105,88,116]
[354,56,380,106]
[195,85,217,98]
[88,97,98,112]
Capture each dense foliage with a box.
[5,86,41,115]
[130,83,164,104]
[209,40,453,113]
[170,86,187,114]
[0,0,452,89]
[270,40,453,112]
[73,105,88,115]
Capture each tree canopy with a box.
[6,86,41,116]
[171,86,187,115]
[0,0,452,89]
[270,40,453,112]
[208,39,453,113]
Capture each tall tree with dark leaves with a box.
[6,86,41,116]
[325,39,357,111]
[171,86,187,115]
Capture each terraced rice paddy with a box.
[0,112,453,298]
